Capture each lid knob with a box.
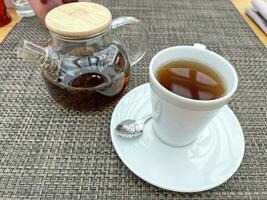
[45,2,112,38]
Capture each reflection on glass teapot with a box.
[17,2,148,110]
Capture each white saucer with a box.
[110,83,245,192]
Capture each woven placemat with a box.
[0,0,266,199]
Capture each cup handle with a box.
[112,16,149,66]
[193,43,206,49]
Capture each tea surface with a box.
[156,60,225,100]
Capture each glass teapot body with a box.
[43,28,131,110]
[48,27,130,85]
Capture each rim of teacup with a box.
[149,45,238,111]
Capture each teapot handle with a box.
[112,16,149,66]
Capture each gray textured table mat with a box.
[0,0,267,199]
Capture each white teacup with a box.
[149,44,238,147]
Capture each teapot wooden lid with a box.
[45,2,112,38]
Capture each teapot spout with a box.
[17,40,46,62]
[17,40,60,74]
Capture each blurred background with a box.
[2,0,92,25]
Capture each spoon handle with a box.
[139,114,152,124]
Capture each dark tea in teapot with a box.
[42,43,130,110]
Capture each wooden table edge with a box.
[0,8,22,43]
[230,0,267,48]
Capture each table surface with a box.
[0,0,266,199]
[0,9,22,43]
[1,1,267,47]
[231,0,267,47]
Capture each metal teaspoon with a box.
[115,114,152,138]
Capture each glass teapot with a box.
[18,2,148,110]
